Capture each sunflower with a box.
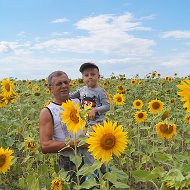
[7,92,19,104]
[148,99,164,114]
[151,71,157,78]
[51,179,62,190]
[106,93,112,105]
[1,78,15,97]
[25,140,36,152]
[133,99,143,109]
[177,79,190,112]
[184,114,190,124]
[103,81,109,88]
[43,100,52,107]
[135,111,148,123]
[61,100,86,135]
[0,147,14,174]
[138,80,142,85]
[156,122,176,140]
[116,85,125,93]
[0,93,8,107]
[130,79,136,85]
[86,120,128,163]
[165,76,173,82]
[113,93,125,106]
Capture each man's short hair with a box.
[47,71,68,87]
[79,62,99,73]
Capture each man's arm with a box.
[39,108,68,153]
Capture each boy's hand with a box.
[88,108,97,120]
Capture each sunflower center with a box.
[70,109,79,123]
[117,97,122,102]
[0,154,6,167]
[136,102,141,106]
[138,113,144,118]
[100,133,116,150]
[5,83,11,92]
[27,142,36,149]
[152,102,160,110]
[160,124,173,134]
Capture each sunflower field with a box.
[0,72,190,190]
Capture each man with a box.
[39,71,85,187]
[39,71,76,153]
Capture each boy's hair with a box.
[79,62,99,73]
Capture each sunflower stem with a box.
[137,123,141,165]
[98,167,103,190]
[106,162,110,189]
[73,135,80,186]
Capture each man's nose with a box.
[60,82,67,87]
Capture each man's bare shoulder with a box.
[39,107,51,119]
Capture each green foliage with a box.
[0,75,190,189]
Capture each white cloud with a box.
[0,41,32,56]
[51,18,69,23]
[51,32,70,36]
[139,15,156,20]
[0,41,19,53]
[33,13,155,56]
[162,30,190,39]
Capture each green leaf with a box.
[78,160,102,176]
[77,178,98,189]
[131,169,150,182]
[70,153,83,168]
[114,181,130,189]
[155,152,172,163]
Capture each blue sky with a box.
[0,0,190,80]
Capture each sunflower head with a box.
[148,99,164,114]
[113,93,125,106]
[106,93,112,105]
[177,79,190,112]
[116,85,125,93]
[0,93,8,107]
[184,114,190,124]
[156,122,176,140]
[51,179,63,190]
[61,100,86,135]
[0,147,14,174]
[25,140,36,152]
[86,120,128,163]
[1,78,15,96]
[133,99,143,109]
[135,111,148,123]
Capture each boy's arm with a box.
[96,89,110,114]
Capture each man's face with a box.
[82,68,99,88]
[49,74,70,102]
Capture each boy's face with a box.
[82,68,100,88]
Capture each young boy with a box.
[70,62,110,129]
[70,62,110,169]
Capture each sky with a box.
[0,0,190,80]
